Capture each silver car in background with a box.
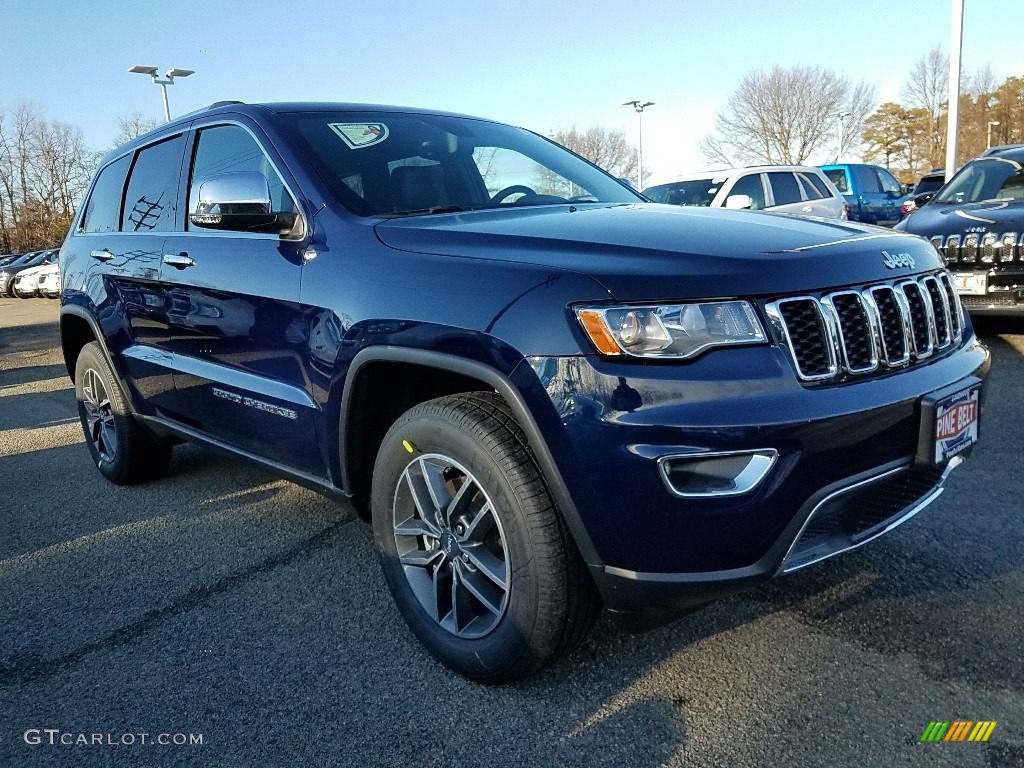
[643,165,848,219]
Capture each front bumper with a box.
[529,336,990,628]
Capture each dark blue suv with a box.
[60,102,989,682]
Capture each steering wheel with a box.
[491,185,537,204]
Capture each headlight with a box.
[575,300,767,359]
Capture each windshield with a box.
[642,179,719,206]
[935,156,1024,204]
[278,111,643,216]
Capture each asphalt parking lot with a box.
[0,296,1021,768]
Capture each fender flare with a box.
[339,345,604,568]
[59,304,115,380]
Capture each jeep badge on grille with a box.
[882,251,916,270]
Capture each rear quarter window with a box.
[80,154,131,233]
[798,172,831,199]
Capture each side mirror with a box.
[914,192,935,208]
[902,183,914,195]
[724,193,753,210]
[190,172,296,234]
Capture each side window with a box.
[188,124,296,228]
[853,166,883,194]
[877,168,902,195]
[122,135,185,232]
[767,172,802,205]
[798,172,829,199]
[727,173,766,210]
[80,154,131,233]
[823,169,848,193]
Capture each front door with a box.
[155,122,322,475]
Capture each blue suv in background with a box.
[60,102,988,682]
[820,163,911,227]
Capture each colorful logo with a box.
[920,721,997,742]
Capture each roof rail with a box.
[174,101,245,121]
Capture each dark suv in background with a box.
[901,168,946,217]
[60,102,988,682]
[895,145,1024,315]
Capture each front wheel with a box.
[371,392,599,683]
[74,341,172,484]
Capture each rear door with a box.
[62,135,186,416]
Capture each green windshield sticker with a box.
[329,123,390,150]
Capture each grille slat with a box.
[767,271,964,383]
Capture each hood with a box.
[897,199,1024,238]
[375,204,943,301]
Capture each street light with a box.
[623,100,654,191]
[128,65,195,122]
[987,120,1001,149]
[832,111,851,162]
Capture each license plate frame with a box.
[952,272,987,296]
[915,380,982,467]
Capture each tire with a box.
[371,392,600,683]
[74,341,172,484]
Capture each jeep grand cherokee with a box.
[59,102,989,682]
[895,146,1024,315]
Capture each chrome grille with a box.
[933,231,1022,264]
[766,271,964,383]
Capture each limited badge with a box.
[329,123,390,150]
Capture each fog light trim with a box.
[658,450,778,498]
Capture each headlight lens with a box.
[575,300,767,359]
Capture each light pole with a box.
[623,100,654,191]
[987,120,1001,149]
[832,111,851,162]
[128,65,195,122]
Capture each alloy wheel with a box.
[392,453,510,639]
[81,367,117,463]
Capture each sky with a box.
[3,0,1023,180]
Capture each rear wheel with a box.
[75,341,172,484]
[371,392,599,683]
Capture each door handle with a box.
[163,253,196,269]
[802,206,813,212]
[90,249,114,261]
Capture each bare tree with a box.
[549,126,639,181]
[699,65,877,165]
[0,101,97,252]
[112,111,160,148]
[901,47,949,168]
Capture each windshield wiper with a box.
[381,205,468,218]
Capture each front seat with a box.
[391,164,450,211]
